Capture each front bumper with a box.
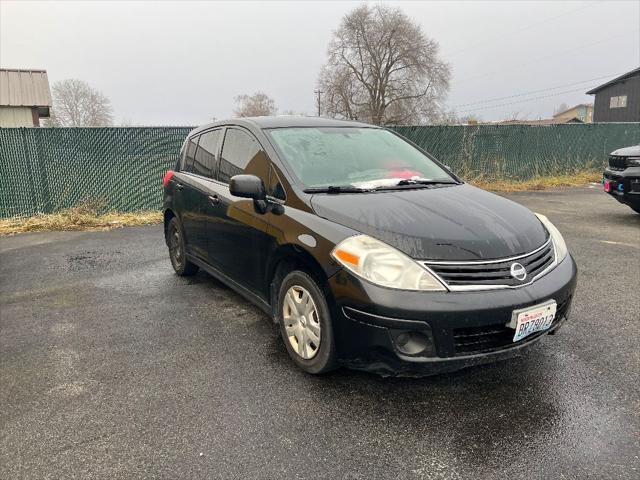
[328,254,578,376]
[603,167,640,209]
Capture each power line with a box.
[446,1,600,57]
[454,30,638,85]
[453,73,620,109]
[456,86,591,114]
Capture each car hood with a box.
[310,184,548,261]
[611,145,640,157]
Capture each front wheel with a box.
[167,217,199,276]
[276,270,337,374]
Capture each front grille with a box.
[608,155,627,171]
[424,239,555,289]
[452,296,572,356]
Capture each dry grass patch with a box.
[0,171,603,235]
[470,171,602,192]
[0,207,162,235]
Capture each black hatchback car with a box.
[162,117,577,376]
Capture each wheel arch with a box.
[265,243,334,322]
[163,208,176,244]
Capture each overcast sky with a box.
[1,0,638,125]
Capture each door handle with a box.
[208,195,220,205]
[176,183,184,190]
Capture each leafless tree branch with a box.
[233,92,277,117]
[45,79,113,127]
[318,4,450,125]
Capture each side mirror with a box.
[229,174,266,200]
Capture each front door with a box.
[206,127,273,296]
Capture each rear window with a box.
[193,129,222,177]
[182,136,199,173]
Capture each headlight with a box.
[331,235,446,291]
[627,156,640,167]
[535,213,568,262]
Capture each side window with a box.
[193,129,221,177]
[183,136,199,173]
[219,128,261,183]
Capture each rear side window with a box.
[218,128,261,183]
[183,136,199,173]
[193,129,222,177]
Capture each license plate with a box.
[510,301,556,342]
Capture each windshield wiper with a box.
[397,178,458,186]
[303,185,369,194]
[373,178,459,190]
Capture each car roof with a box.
[189,115,377,137]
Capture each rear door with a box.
[176,130,221,262]
[206,127,272,294]
[190,128,224,264]
[174,135,209,259]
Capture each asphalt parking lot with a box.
[1,186,639,479]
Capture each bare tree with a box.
[317,4,450,125]
[426,105,490,125]
[280,109,308,116]
[45,79,114,127]
[437,110,483,125]
[504,110,529,121]
[233,92,277,117]
[554,102,569,115]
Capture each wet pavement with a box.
[1,186,639,479]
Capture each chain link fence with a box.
[1,123,639,218]
[394,123,640,180]
[0,127,191,218]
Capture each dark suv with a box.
[162,116,577,376]
[603,145,640,214]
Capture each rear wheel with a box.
[167,217,198,276]
[276,270,337,374]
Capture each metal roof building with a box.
[0,69,53,127]
[586,67,640,123]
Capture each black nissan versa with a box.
[162,116,577,376]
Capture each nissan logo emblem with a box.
[510,262,527,281]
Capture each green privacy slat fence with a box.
[0,127,192,218]
[394,123,640,180]
[1,123,639,218]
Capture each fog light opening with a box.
[391,330,432,356]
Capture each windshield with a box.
[266,127,454,189]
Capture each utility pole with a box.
[314,90,322,116]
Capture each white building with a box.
[0,69,53,127]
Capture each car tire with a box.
[276,270,337,374]
[167,217,199,276]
